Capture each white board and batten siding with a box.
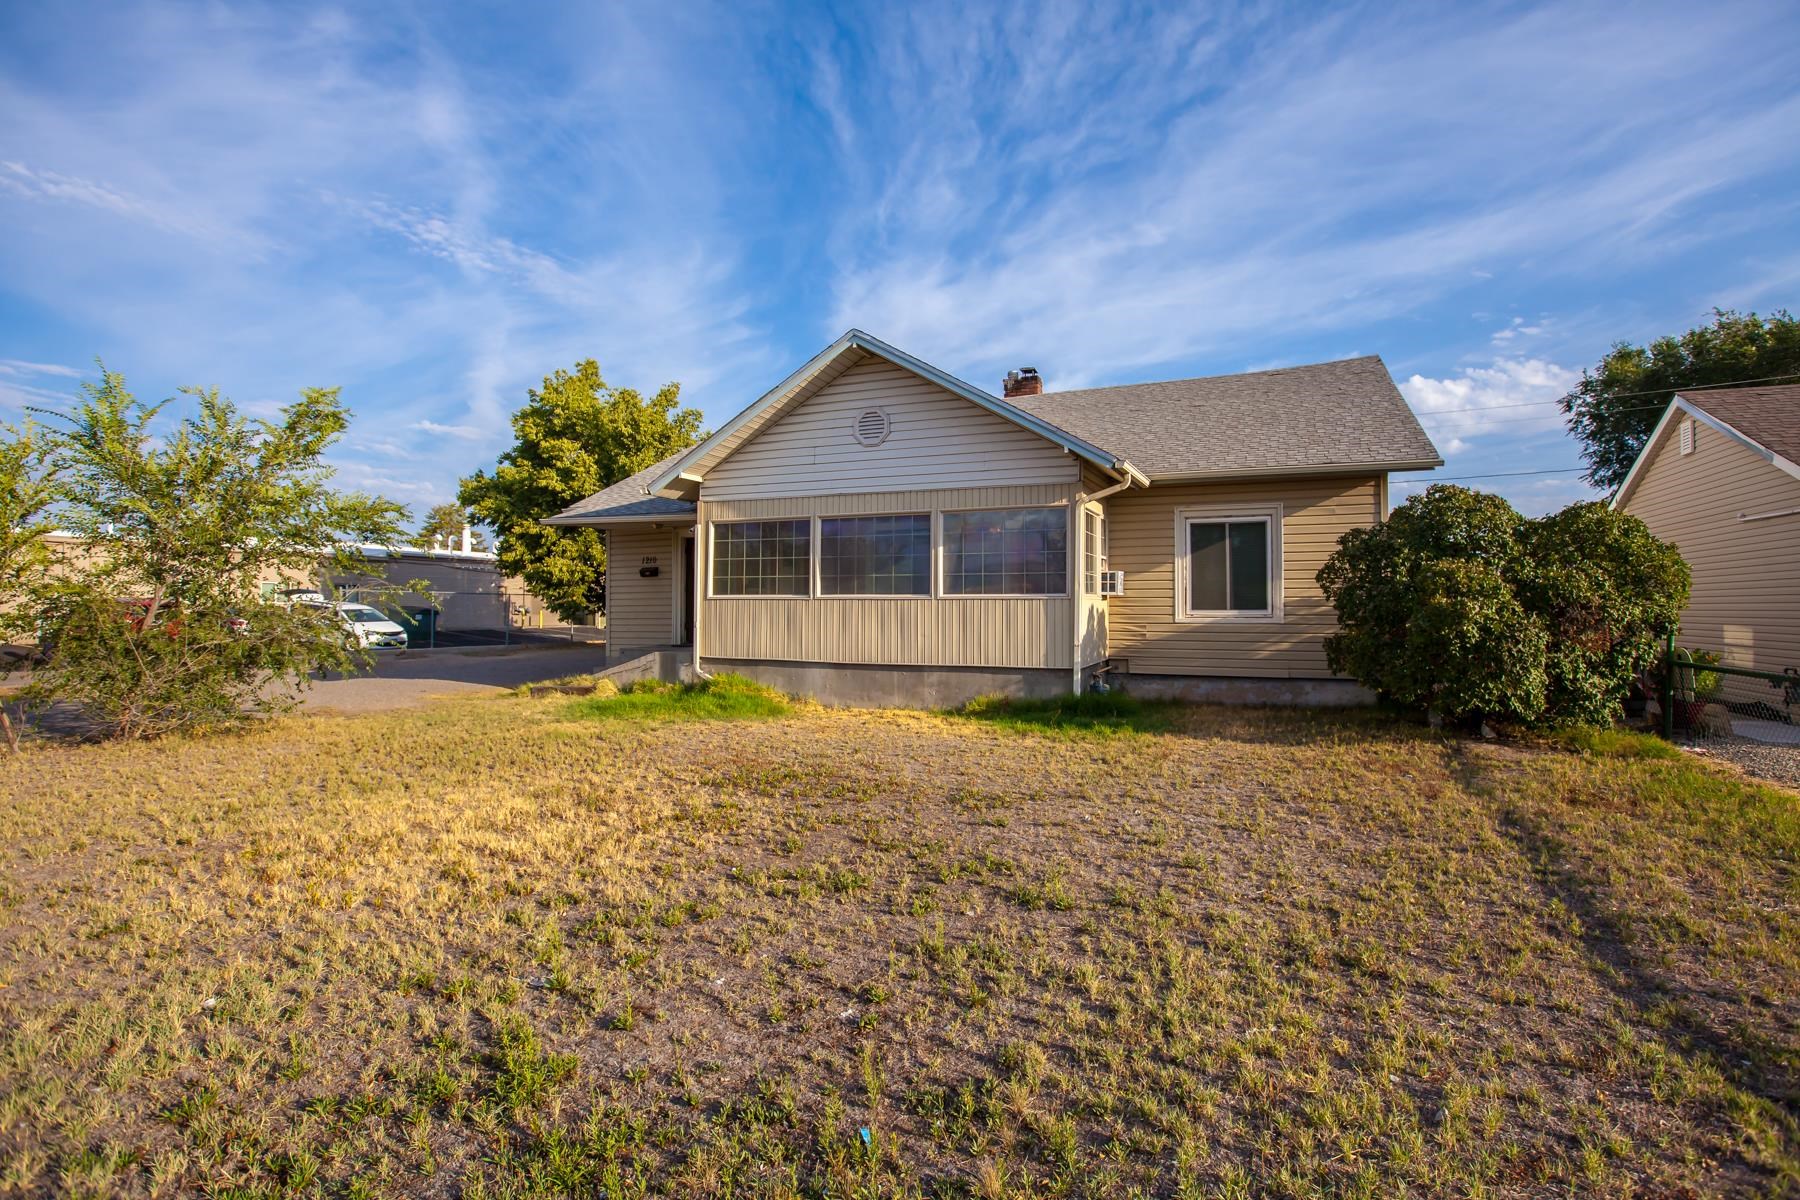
[1621,418,1800,671]
[605,526,681,653]
[1106,475,1382,679]
[701,358,1079,500]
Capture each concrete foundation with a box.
[1118,673,1375,707]
[701,658,1068,709]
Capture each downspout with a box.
[1070,474,1136,695]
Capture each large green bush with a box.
[1318,485,1687,727]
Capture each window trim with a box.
[814,511,935,599]
[706,517,813,599]
[1082,506,1107,596]
[1172,503,1284,623]
[938,503,1072,599]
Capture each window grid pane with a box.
[711,519,810,596]
[944,508,1067,595]
[820,514,931,596]
[1083,510,1100,594]
[1187,518,1270,613]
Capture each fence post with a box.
[1661,630,1676,740]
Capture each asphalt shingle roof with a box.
[550,453,695,522]
[1009,355,1441,479]
[1681,383,1800,464]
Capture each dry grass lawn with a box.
[0,689,1796,1198]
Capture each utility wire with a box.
[1409,371,1800,417]
[1391,468,1589,484]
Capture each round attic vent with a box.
[852,408,892,447]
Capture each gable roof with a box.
[1612,383,1800,508]
[546,338,1445,526]
[1007,356,1441,480]
[543,452,695,525]
[642,329,1149,499]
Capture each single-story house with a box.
[546,329,1441,706]
[1612,383,1800,671]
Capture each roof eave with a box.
[1613,393,1800,510]
[540,511,696,528]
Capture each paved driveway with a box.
[293,643,613,713]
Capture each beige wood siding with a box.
[1621,418,1800,670]
[701,358,1078,501]
[605,526,679,652]
[1106,476,1381,678]
[699,484,1075,669]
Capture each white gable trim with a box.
[646,330,1147,498]
[1612,393,1800,509]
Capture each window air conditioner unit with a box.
[1099,570,1125,596]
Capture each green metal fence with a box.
[1655,633,1800,740]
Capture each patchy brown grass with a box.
[0,695,1796,1198]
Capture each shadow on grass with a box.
[1460,737,1800,1176]
[562,673,790,723]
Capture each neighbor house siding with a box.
[698,484,1076,669]
[701,358,1078,501]
[1621,418,1800,670]
[605,526,679,652]
[1106,475,1381,678]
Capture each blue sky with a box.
[2,2,1797,519]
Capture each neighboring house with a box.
[1612,383,1800,671]
[36,535,518,634]
[547,329,1441,706]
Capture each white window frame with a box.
[1173,503,1283,623]
[706,517,812,599]
[1082,507,1108,596]
[938,503,1072,599]
[814,511,934,599]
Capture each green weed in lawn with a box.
[564,672,789,722]
[951,690,1173,736]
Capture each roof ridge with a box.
[1028,354,1385,401]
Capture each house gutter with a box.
[1071,475,1137,695]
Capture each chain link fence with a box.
[1649,638,1800,744]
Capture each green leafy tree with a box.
[1318,485,1687,728]
[27,368,411,738]
[1561,308,1800,490]
[0,422,58,650]
[459,360,702,622]
[416,502,486,551]
[0,422,58,748]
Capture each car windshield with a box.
[341,606,391,624]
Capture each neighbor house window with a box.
[819,514,931,596]
[710,519,810,596]
[942,507,1067,595]
[1178,508,1279,618]
[1082,509,1106,595]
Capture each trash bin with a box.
[397,607,438,648]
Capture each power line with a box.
[1417,401,1668,427]
[1407,371,1800,417]
[1391,468,1589,484]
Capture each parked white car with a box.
[304,601,408,651]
